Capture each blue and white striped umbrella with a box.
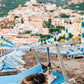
[50,35,52,44]
[43,39,45,45]
[65,28,69,42]
[81,21,84,44]
[38,40,41,46]
[46,37,48,45]
[56,32,59,43]
[40,39,41,45]
[38,40,39,46]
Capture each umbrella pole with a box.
[47,47,51,68]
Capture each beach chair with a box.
[0,64,75,84]
[0,52,16,71]
[4,51,26,71]
[0,57,17,73]
[18,45,32,50]
[0,36,26,71]
[3,59,25,71]
[83,56,84,61]
[78,51,84,61]
[1,61,16,71]
[67,47,84,60]
[0,62,4,70]
[0,64,42,84]
[5,51,25,64]
[14,50,25,57]
[66,48,81,59]
[0,50,25,71]
[3,50,24,65]
[0,55,6,70]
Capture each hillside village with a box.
[0,0,84,46]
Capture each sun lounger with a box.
[0,64,75,84]
[18,45,33,50]
[66,48,82,59]
[0,64,42,84]
[0,50,25,71]
[3,59,25,71]
[78,51,84,61]
[14,50,25,57]
[5,52,25,64]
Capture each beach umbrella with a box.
[38,40,39,46]
[56,31,59,43]
[43,39,44,45]
[1,35,3,40]
[50,35,52,44]
[65,28,69,42]
[3,38,6,53]
[81,21,84,45]
[38,40,41,46]
[40,39,41,45]
[46,37,48,45]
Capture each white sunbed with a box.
[5,52,25,64]
[4,59,26,71]
[0,50,26,71]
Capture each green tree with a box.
[60,13,70,18]
[54,37,56,41]
[48,19,51,28]
[14,16,19,19]
[21,18,24,23]
[43,19,53,28]
[59,33,73,41]
[69,33,73,38]
[25,31,32,34]
[40,34,51,39]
